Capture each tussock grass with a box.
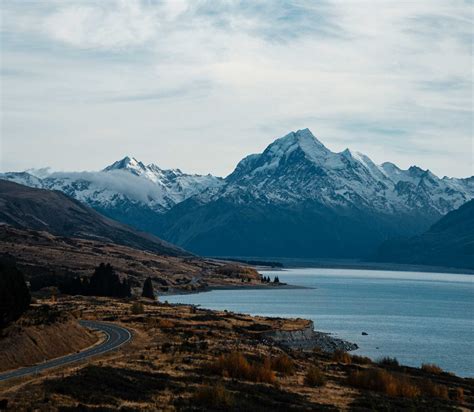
[193,384,234,408]
[207,352,275,384]
[348,368,450,400]
[305,366,326,387]
[332,349,351,364]
[271,354,295,375]
[421,363,443,374]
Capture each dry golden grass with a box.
[421,363,443,374]
[305,366,326,387]
[350,354,372,365]
[332,349,351,364]
[207,352,276,384]
[348,369,420,398]
[193,384,234,408]
[271,354,295,375]
[130,302,144,314]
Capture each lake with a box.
[166,268,474,377]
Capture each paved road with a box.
[0,320,132,382]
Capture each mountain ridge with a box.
[1,128,472,259]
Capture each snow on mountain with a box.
[211,129,473,216]
[0,157,224,214]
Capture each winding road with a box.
[0,320,132,382]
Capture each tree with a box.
[89,263,131,298]
[142,277,155,300]
[0,258,31,328]
[273,276,280,283]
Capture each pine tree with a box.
[0,258,31,328]
[141,277,155,300]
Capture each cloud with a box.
[0,0,472,178]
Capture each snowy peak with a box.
[103,156,147,175]
[265,128,329,162]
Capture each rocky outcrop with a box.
[265,321,357,352]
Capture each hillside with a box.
[375,200,474,269]
[0,180,186,257]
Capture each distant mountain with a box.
[1,129,472,259]
[1,157,223,234]
[156,129,474,258]
[375,200,474,269]
[0,180,187,257]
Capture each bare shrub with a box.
[193,384,234,408]
[332,349,351,364]
[271,354,295,375]
[421,363,443,374]
[305,366,326,387]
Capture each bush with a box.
[207,352,275,384]
[332,349,351,364]
[418,379,449,400]
[130,302,144,315]
[193,384,234,408]
[350,354,372,365]
[271,354,295,375]
[421,363,443,374]
[305,366,326,387]
[451,387,464,403]
[377,356,399,367]
[348,369,420,398]
[157,319,174,329]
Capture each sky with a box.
[0,0,472,178]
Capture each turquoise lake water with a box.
[166,268,474,377]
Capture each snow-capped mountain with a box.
[1,129,472,259]
[214,128,472,215]
[155,129,473,258]
[0,157,223,233]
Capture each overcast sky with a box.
[0,0,472,178]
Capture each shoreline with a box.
[209,257,474,275]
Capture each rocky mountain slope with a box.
[0,180,187,257]
[2,129,472,259]
[375,199,474,269]
[156,129,473,257]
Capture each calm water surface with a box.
[166,268,474,377]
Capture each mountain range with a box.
[2,129,473,258]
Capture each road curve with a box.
[0,320,132,382]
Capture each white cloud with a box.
[0,0,472,178]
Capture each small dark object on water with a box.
[362,332,368,336]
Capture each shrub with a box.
[418,379,449,400]
[451,387,464,403]
[350,354,372,365]
[193,384,234,409]
[208,352,275,384]
[332,349,351,364]
[377,356,399,367]
[305,366,326,387]
[348,369,420,398]
[421,363,443,374]
[130,302,144,315]
[158,319,174,328]
[271,354,295,375]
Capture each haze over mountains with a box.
[2,129,473,259]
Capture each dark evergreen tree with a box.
[141,277,155,300]
[273,276,280,283]
[0,258,31,328]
